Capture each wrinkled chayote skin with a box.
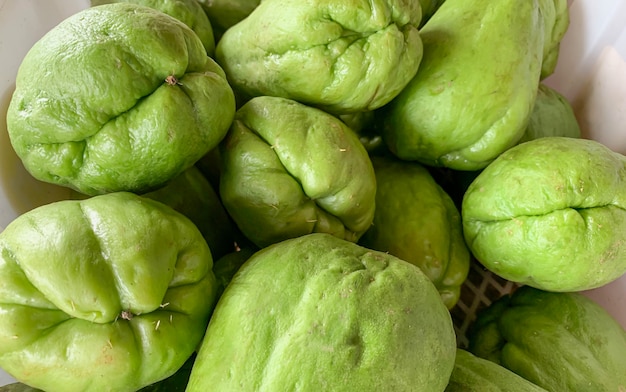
[7,3,235,196]
[518,83,580,144]
[195,0,260,40]
[219,96,377,248]
[467,287,626,392]
[359,155,469,309]
[143,166,239,260]
[0,192,218,392]
[445,349,548,392]
[187,233,457,392]
[215,0,423,114]
[462,137,626,291]
[379,0,548,170]
[90,0,216,55]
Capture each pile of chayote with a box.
[1,0,625,391]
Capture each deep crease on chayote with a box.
[0,192,218,392]
[219,96,377,248]
[462,137,626,292]
[7,4,235,196]
[215,0,423,114]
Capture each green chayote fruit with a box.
[518,83,580,144]
[538,0,569,79]
[215,0,423,114]
[0,353,196,392]
[7,3,235,196]
[462,137,626,291]
[195,0,260,40]
[467,286,626,392]
[143,166,239,260]
[90,0,216,56]
[445,349,548,392]
[379,0,547,170]
[0,192,218,392]
[212,246,257,296]
[359,155,469,309]
[219,96,377,248]
[187,233,457,392]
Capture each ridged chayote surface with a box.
[0,192,218,392]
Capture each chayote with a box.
[0,192,218,392]
[90,0,216,56]
[359,155,470,309]
[518,83,580,144]
[0,353,196,392]
[212,246,257,296]
[215,0,423,114]
[445,349,548,392]
[378,0,549,170]
[538,0,569,79]
[6,3,235,196]
[195,0,260,40]
[462,137,626,292]
[467,286,626,392]
[186,233,457,392]
[143,166,240,260]
[219,96,377,248]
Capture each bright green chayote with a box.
[539,0,569,79]
[215,0,423,114]
[187,233,457,392]
[445,349,548,392]
[359,155,469,309]
[0,192,218,392]
[6,4,235,196]
[379,0,551,170]
[90,0,216,55]
[219,96,377,248]
[195,0,260,40]
[467,287,626,392]
[462,137,626,292]
[518,83,580,144]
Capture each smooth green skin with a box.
[462,137,626,291]
[6,3,235,196]
[518,83,580,144]
[0,192,218,392]
[539,0,569,79]
[195,0,260,40]
[445,349,548,392]
[219,96,377,248]
[144,166,239,260]
[379,0,545,170]
[359,155,469,309]
[467,287,626,392]
[91,0,216,56]
[215,0,423,114]
[1,353,196,392]
[186,233,457,392]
